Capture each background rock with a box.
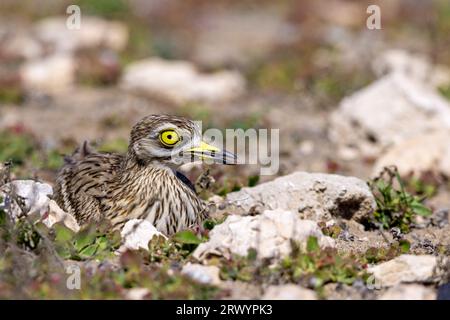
[329,73,450,159]
[34,16,128,53]
[372,129,450,177]
[368,254,445,287]
[181,263,221,286]
[119,219,166,252]
[220,281,262,300]
[261,284,317,300]
[124,288,150,300]
[120,58,246,105]
[0,180,79,231]
[193,209,335,261]
[45,200,80,232]
[20,54,75,93]
[0,180,52,220]
[379,284,436,300]
[372,49,450,88]
[226,171,375,222]
[1,28,43,60]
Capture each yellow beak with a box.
[184,141,236,164]
[185,141,220,153]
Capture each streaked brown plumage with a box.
[54,115,235,235]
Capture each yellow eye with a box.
[159,130,180,147]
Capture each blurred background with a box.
[0,0,449,196]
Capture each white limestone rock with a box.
[124,288,150,300]
[20,54,75,93]
[372,49,450,88]
[119,219,167,252]
[368,255,444,287]
[193,209,335,261]
[378,284,436,300]
[120,58,246,105]
[329,73,450,159]
[181,263,222,286]
[0,180,79,232]
[372,129,450,177]
[262,284,317,300]
[226,171,375,222]
[34,16,128,52]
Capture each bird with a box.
[53,114,236,235]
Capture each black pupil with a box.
[167,134,172,140]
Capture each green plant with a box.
[217,179,242,196]
[137,229,208,265]
[219,248,260,282]
[74,0,129,18]
[53,223,121,260]
[80,251,220,299]
[43,149,64,170]
[229,113,263,131]
[145,236,191,263]
[219,237,368,291]
[0,86,23,104]
[318,221,342,239]
[407,177,437,198]
[368,166,432,233]
[15,219,42,250]
[362,240,411,264]
[98,138,129,153]
[30,149,64,171]
[439,85,450,100]
[247,175,260,187]
[203,217,226,231]
[0,237,221,299]
[172,230,204,245]
[0,130,36,165]
[275,238,367,289]
[249,58,302,92]
[0,130,69,174]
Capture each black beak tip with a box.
[223,152,238,165]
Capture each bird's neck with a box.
[119,149,174,180]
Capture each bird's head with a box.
[128,115,236,166]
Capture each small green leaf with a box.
[247,248,257,261]
[172,230,203,244]
[306,236,319,253]
[74,229,97,251]
[54,224,75,244]
[410,202,432,216]
[79,244,99,258]
[108,230,122,248]
[248,175,260,187]
[203,219,216,231]
[399,240,411,253]
[96,236,109,251]
[56,246,72,260]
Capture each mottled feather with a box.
[54,115,209,235]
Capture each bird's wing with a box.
[69,152,124,198]
[54,143,124,222]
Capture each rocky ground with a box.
[0,0,449,300]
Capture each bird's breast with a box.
[106,167,206,235]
